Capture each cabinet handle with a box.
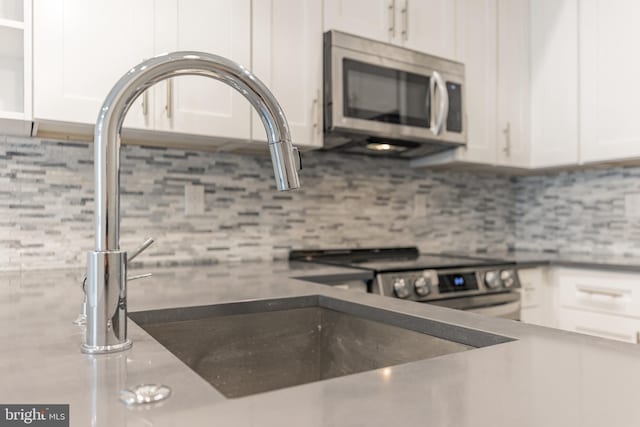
[312,89,321,135]
[142,90,149,117]
[388,0,396,38]
[575,326,630,342]
[575,285,627,298]
[165,78,174,119]
[502,122,511,157]
[636,331,640,344]
[401,0,408,41]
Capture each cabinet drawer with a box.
[557,308,640,344]
[556,270,640,318]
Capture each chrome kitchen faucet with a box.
[82,51,301,354]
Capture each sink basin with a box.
[130,295,512,398]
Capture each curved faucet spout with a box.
[94,51,300,252]
[82,52,300,354]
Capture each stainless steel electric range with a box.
[290,247,522,320]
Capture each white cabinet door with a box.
[530,0,579,168]
[399,0,456,59]
[496,0,530,168]
[33,0,155,129]
[580,0,640,163]
[252,0,323,148]
[323,0,393,43]
[154,0,251,140]
[452,0,497,165]
[519,267,556,327]
[324,0,455,56]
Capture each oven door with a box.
[427,291,521,320]
[324,36,466,150]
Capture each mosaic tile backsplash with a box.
[1,135,515,271]
[7,134,640,272]
[512,167,640,255]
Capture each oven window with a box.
[343,59,430,128]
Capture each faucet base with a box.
[81,339,132,355]
[84,250,129,353]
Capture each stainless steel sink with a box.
[130,295,512,398]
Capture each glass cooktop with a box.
[289,247,514,273]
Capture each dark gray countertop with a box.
[2,261,640,426]
[526,251,640,272]
[446,249,640,272]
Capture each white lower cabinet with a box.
[551,268,640,343]
[519,267,555,327]
[519,266,640,344]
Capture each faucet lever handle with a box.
[126,239,154,282]
[128,237,155,263]
[128,273,153,282]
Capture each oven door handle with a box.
[468,299,520,319]
[429,70,449,136]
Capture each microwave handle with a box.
[429,71,449,136]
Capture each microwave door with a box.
[342,59,430,129]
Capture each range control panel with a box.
[376,267,521,301]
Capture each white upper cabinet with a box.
[453,0,498,165]
[0,0,31,136]
[323,0,393,43]
[154,0,251,140]
[27,1,640,164]
[251,0,323,148]
[323,0,456,59]
[32,0,322,147]
[529,0,579,168]
[33,0,155,130]
[579,0,640,163]
[496,0,530,168]
[413,0,531,171]
[398,0,456,59]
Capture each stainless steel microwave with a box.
[323,30,466,158]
